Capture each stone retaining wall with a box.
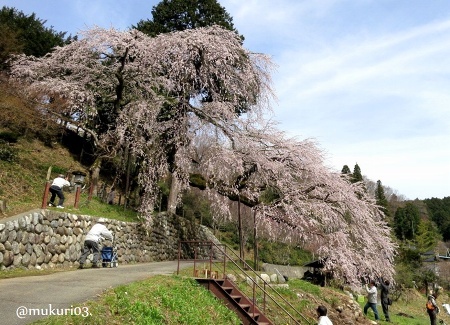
[0,210,219,270]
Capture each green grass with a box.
[50,195,139,222]
[31,275,241,325]
[358,301,429,325]
[288,278,322,296]
[356,290,450,325]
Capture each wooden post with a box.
[0,199,6,215]
[88,183,94,202]
[41,182,51,209]
[74,186,81,209]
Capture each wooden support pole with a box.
[74,186,81,209]
[41,182,51,209]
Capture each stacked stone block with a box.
[0,210,213,270]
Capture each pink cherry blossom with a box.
[10,26,395,285]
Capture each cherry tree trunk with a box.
[89,157,102,198]
[167,173,180,215]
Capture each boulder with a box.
[260,273,271,283]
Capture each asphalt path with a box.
[0,261,191,325]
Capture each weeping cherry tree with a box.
[10,25,395,285]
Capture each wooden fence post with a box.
[41,182,51,209]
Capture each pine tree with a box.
[375,180,389,216]
[393,203,420,241]
[0,6,74,60]
[134,0,241,39]
[352,163,363,183]
[415,220,441,252]
[341,165,351,174]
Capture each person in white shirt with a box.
[78,218,113,269]
[317,305,333,325]
[363,279,379,321]
[48,174,71,208]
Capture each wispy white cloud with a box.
[226,1,450,199]
[277,18,450,98]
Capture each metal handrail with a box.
[177,240,311,324]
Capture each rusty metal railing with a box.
[177,240,312,324]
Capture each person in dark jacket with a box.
[378,276,391,322]
[427,290,440,325]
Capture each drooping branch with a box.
[189,172,258,207]
[189,104,236,148]
[9,25,396,286]
[42,109,101,148]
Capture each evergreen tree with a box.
[0,23,23,70]
[424,196,450,241]
[134,0,242,39]
[0,6,74,63]
[352,163,363,183]
[375,180,389,216]
[341,165,351,174]
[415,220,441,252]
[393,203,420,241]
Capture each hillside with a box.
[3,134,450,325]
[0,136,89,218]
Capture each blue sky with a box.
[3,0,450,200]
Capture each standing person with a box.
[78,218,113,269]
[363,280,379,321]
[107,187,115,205]
[317,305,333,325]
[48,174,71,208]
[426,290,440,325]
[379,276,391,322]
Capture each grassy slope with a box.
[32,275,242,325]
[0,137,87,217]
[28,273,450,325]
[0,137,138,221]
[2,139,450,324]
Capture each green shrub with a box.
[0,131,19,143]
[258,240,312,265]
[50,166,67,175]
[0,141,17,162]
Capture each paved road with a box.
[0,261,191,325]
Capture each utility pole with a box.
[253,208,258,271]
[238,196,244,263]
